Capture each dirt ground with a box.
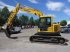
[0,28,70,52]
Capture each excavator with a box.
[2,3,68,44]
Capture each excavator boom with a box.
[19,6,43,17]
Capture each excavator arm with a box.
[2,3,20,29]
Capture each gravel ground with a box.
[0,28,70,52]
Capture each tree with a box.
[19,15,29,26]
[53,22,57,24]
[1,7,9,24]
[60,20,67,26]
[34,19,39,26]
[29,17,35,26]
[0,9,5,26]
[0,9,2,26]
[12,16,20,26]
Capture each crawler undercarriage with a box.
[30,32,68,44]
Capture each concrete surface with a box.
[0,28,70,52]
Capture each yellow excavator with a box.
[2,3,68,44]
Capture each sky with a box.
[0,0,70,22]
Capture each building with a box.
[67,21,70,26]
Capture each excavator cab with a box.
[37,16,60,34]
[38,16,51,31]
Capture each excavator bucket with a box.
[4,28,18,39]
